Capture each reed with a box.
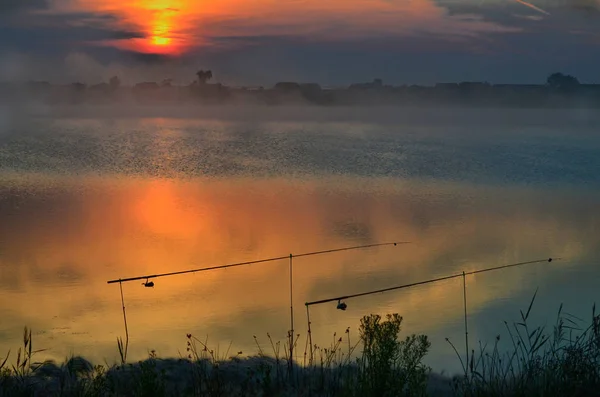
[448,292,600,397]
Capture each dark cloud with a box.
[443,0,599,15]
[110,30,145,40]
[0,10,145,57]
[438,0,599,26]
[0,0,47,12]
[553,0,600,13]
[430,0,600,79]
[124,51,175,64]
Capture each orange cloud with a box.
[61,0,518,54]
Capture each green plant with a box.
[354,313,431,397]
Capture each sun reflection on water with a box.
[0,172,597,372]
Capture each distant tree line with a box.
[1,70,599,108]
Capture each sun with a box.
[150,19,173,47]
[152,35,171,46]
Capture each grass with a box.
[448,292,600,396]
[0,314,433,397]
[1,295,599,396]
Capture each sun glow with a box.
[152,36,171,46]
[151,35,171,47]
[149,11,175,48]
[133,180,210,238]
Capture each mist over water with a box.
[0,107,599,374]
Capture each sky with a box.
[0,0,599,85]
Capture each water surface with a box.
[0,107,599,373]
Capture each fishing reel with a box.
[142,278,155,288]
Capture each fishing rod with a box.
[305,258,555,307]
[106,241,408,285]
[107,240,408,366]
[304,257,559,369]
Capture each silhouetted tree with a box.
[196,70,213,84]
[109,76,120,91]
[547,73,580,89]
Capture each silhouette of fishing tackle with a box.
[107,240,408,367]
[142,279,154,288]
[304,257,560,367]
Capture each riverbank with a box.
[2,299,599,396]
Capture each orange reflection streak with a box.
[0,173,595,366]
[133,180,213,238]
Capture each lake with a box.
[0,106,599,374]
